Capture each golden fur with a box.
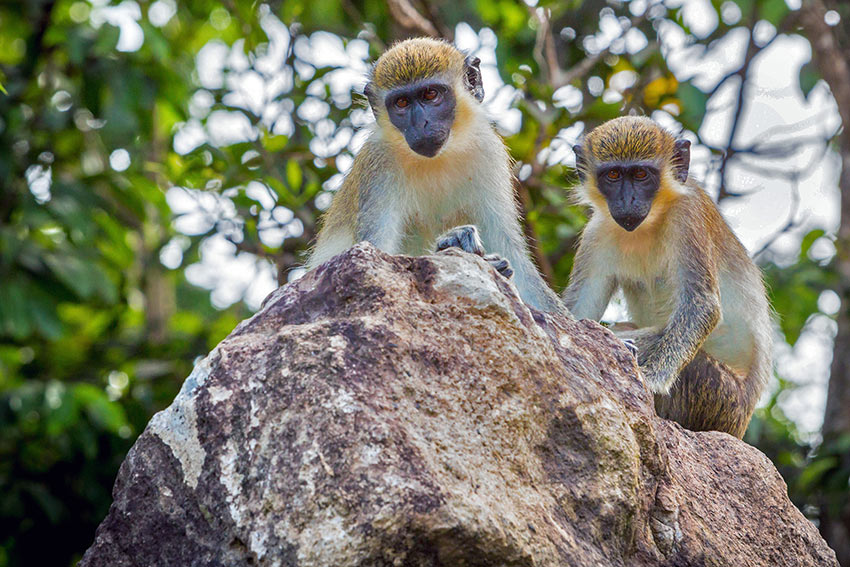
[565,118,773,438]
[584,116,676,163]
[371,38,465,90]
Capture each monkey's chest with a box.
[620,277,676,326]
[398,179,480,254]
[400,209,472,255]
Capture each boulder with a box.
[80,243,837,567]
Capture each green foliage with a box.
[747,386,850,527]
[0,2,251,565]
[758,0,790,26]
[799,61,820,100]
[763,229,836,344]
[675,83,709,134]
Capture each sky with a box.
[83,0,842,436]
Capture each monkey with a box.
[307,38,567,315]
[564,116,772,438]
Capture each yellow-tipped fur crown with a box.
[370,38,465,90]
[584,116,676,164]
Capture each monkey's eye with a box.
[606,170,621,180]
[633,168,647,180]
[395,97,410,109]
[423,88,438,101]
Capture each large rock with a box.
[80,244,837,567]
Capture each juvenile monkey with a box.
[565,116,772,438]
[308,38,566,315]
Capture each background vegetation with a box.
[1,0,848,564]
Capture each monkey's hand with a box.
[613,327,678,394]
[483,253,514,279]
[609,322,639,357]
[436,225,486,256]
[620,338,638,358]
[436,225,514,279]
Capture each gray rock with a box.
[80,243,837,567]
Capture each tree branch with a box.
[386,0,440,38]
[552,10,652,89]
[717,8,762,202]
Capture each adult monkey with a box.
[565,116,772,438]
[308,38,567,315]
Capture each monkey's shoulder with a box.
[667,185,736,239]
[336,137,399,194]
[665,184,761,282]
[350,134,397,170]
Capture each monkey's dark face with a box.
[595,161,660,231]
[385,81,456,157]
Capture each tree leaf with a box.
[798,456,838,491]
[798,62,820,100]
[758,0,790,27]
[286,159,303,191]
[262,134,290,152]
[676,83,709,131]
[73,383,129,435]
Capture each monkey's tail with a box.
[655,347,768,439]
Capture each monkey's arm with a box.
[621,241,722,394]
[353,163,405,252]
[563,236,617,320]
[355,185,403,252]
[474,206,572,317]
[308,145,405,267]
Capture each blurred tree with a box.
[0,0,847,565]
[797,0,850,563]
[0,2,248,565]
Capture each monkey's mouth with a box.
[613,213,648,232]
[406,130,450,158]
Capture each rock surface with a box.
[80,243,837,567]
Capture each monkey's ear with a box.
[573,144,586,181]
[364,82,379,118]
[463,56,485,102]
[673,139,691,183]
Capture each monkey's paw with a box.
[642,367,677,395]
[435,225,485,256]
[436,225,512,279]
[483,253,514,279]
[621,338,638,358]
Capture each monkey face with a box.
[385,81,456,157]
[596,162,660,231]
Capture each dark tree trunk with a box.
[800,1,850,564]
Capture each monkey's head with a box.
[573,117,691,232]
[364,38,485,158]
